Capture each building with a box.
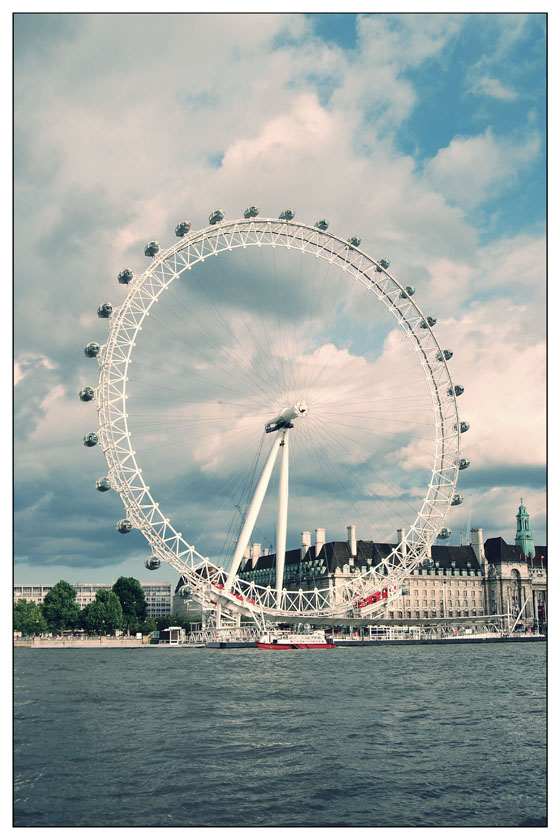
[13,582,173,619]
[234,502,546,629]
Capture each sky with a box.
[13,12,546,586]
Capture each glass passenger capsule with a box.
[145,556,161,571]
[438,528,452,539]
[453,420,470,433]
[144,241,160,257]
[315,219,329,230]
[84,342,100,358]
[420,316,437,329]
[244,205,259,218]
[175,221,191,237]
[95,477,111,492]
[83,432,98,447]
[209,209,225,225]
[347,236,361,247]
[399,285,415,298]
[436,349,453,362]
[97,302,113,319]
[118,268,134,285]
[116,518,133,534]
[451,494,463,506]
[376,258,390,272]
[455,458,470,470]
[279,209,295,220]
[79,386,95,402]
[448,384,464,397]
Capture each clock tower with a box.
[515,499,535,559]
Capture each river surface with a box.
[14,643,546,827]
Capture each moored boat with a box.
[257,631,335,649]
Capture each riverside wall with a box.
[14,637,151,648]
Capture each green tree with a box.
[81,599,105,635]
[140,616,157,634]
[41,581,80,634]
[14,599,48,636]
[101,590,124,633]
[112,577,147,633]
[81,590,124,635]
[156,614,190,632]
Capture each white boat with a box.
[257,631,335,649]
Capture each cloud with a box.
[467,75,518,101]
[13,13,546,580]
[423,128,541,208]
[434,301,545,470]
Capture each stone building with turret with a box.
[234,500,546,630]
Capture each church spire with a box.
[515,499,535,558]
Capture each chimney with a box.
[315,528,326,558]
[250,542,261,569]
[301,531,311,560]
[470,528,485,568]
[347,525,357,557]
[397,527,407,557]
[263,547,269,556]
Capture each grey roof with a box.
[530,546,547,567]
[241,539,481,574]
[484,537,524,565]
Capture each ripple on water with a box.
[13,644,546,827]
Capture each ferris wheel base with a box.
[202,589,394,622]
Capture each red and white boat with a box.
[257,631,335,650]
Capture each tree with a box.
[112,577,147,633]
[140,616,157,634]
[41,581,80,634]
[14,599,48,636]
[100,590,124,633]
[81,600,105,635]
[81,590,123,635]
[156,614,190,632]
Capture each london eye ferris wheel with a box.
[80,207,470,621]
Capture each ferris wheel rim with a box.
[94,216,461,617]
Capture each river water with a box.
[14,643,546,827]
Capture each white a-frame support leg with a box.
[275,431,290,602]
[225,431,284,591]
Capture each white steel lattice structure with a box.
[84,215,465,620]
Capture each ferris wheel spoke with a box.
[296,420,428,539]
[140,307,281,405]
